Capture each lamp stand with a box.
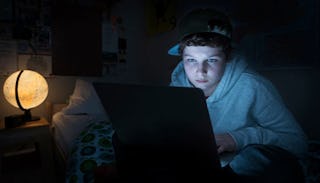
[23,109,40,122]
[4,110,40,128]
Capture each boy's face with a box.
[182,46,227,97]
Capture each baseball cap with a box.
[168,8,233,56]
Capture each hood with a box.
[170,53,248,102]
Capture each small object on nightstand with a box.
[4,115,26,128]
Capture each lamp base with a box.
[4,114,40,128]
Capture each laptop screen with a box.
[93,82,222,180]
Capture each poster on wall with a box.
[0,40,17,76]
[145,0,177,36]
[13,0,51,55]
[0,0,52,76]
[102,15,127,75]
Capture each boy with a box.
[168,8,308,183]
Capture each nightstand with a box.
[0,118,55,183]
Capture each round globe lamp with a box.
[3,70,48,128]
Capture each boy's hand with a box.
[215,133,236,154]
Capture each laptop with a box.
[93,82,222,182]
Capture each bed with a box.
[50,79,320,183]
[50,79,116,183]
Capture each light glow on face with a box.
[3,70,48,110]
[183,46,227,97]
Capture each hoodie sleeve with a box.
[228,77,308,159]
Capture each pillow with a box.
[62,79,109,121]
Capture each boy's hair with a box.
[178,32,233,57]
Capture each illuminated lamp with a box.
[3,70,48,128]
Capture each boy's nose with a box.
[197,62,208,73]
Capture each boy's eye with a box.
[185,58,197,62]
[207,58,218,63]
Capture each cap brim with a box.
[168,44,180,56]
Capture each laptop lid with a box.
[93,82,222,179]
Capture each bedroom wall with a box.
[0,0,319,140]
[0,0,147,121]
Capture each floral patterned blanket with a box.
[65,120,115,183]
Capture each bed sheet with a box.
[52,111,98,159]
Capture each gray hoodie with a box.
[170,53,308,168]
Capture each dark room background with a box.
[0,0,319,140]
